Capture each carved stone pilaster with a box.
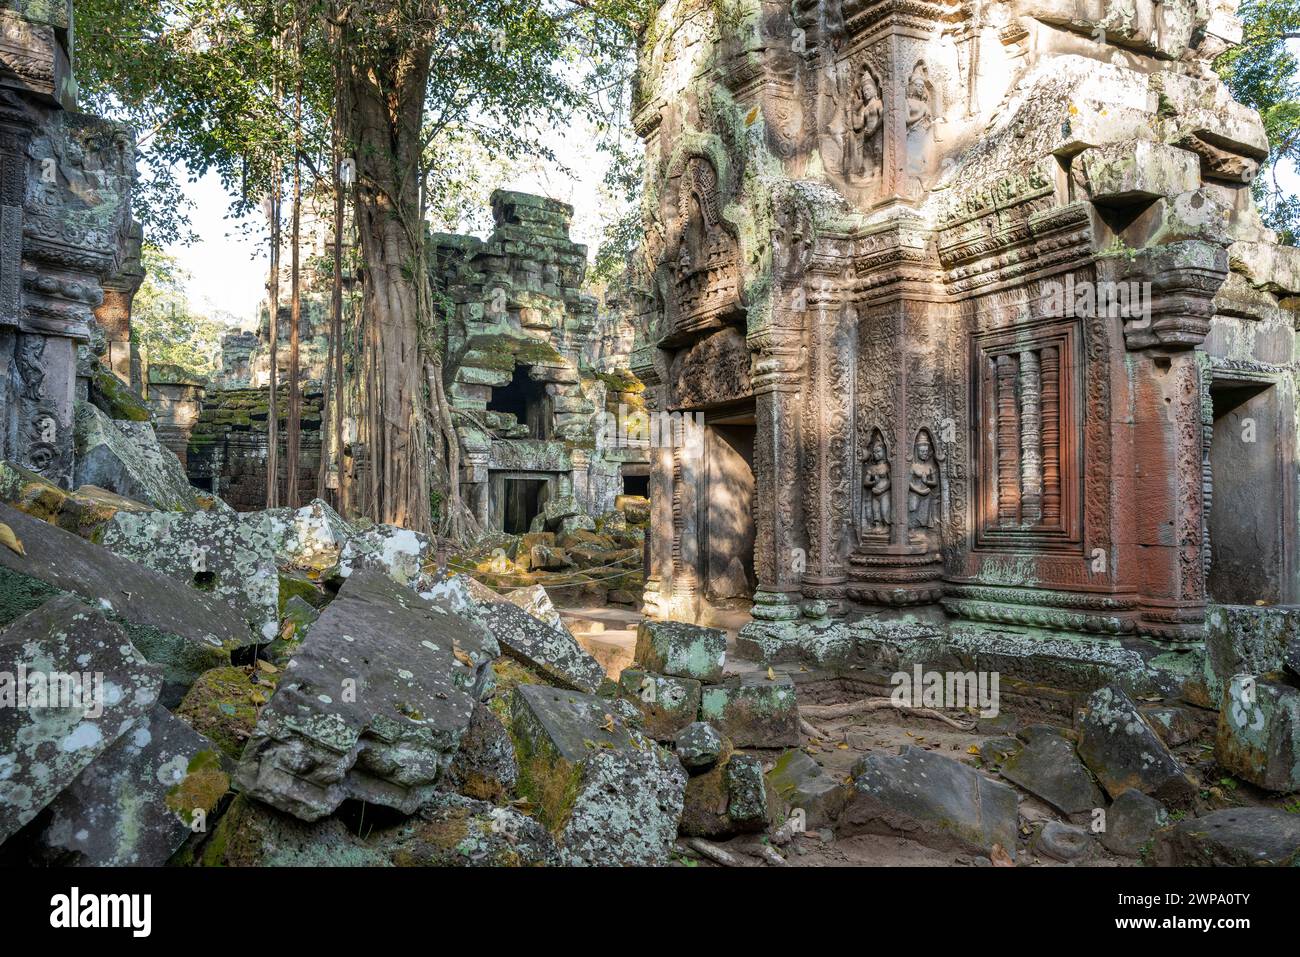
[748,326,802,621]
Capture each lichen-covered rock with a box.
[0,596,162,844]
[100,509,282,641]
[504,583,570,635]
[1151,808,1300,867]
[509,683,686,866]
[235,570,498,821]
[0,461,151,539]
[73,401,200,511]
[475,596,605,693]
[338,521,435,586]
[1215,675,1300,792]
[699,672,800,748]
[675,721,725,771]
[198,793,390,867]
[766,749,849,829]
[842,746,1019,858]
[635,619,727,683]
[444,701,518,802]
[381,793,558,867]
[175,665,276,760]
[0,503,251,704]
[1099,789,1167,858]
[999,729,1103,817]
[1203,604,1300,704]
[1077,685,1195,808]
[617,667,702,740]
[23,706,230,866]
[679,746,768,837]
[247,499,353,576]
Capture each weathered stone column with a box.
[748,327,803,622]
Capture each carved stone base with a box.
[749,589,802,621]
[940,583,1140,637]
[846,549,943,606]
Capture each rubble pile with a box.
[1,450,1298,869]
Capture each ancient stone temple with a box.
[631,0,1300,653]
[435,190,647,534]
[1,0,136,488]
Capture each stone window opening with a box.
[621,471,649,498]
[487,364,551,439]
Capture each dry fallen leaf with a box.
[600,713,617,733]
[256,659,279,675]
[967,745,980,755]
[0,522,25,556]
[766,667,776,681]
[990,843,1014,867]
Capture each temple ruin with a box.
[1,0,138,488]
[630,0,1300,665]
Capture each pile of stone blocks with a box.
[616,619,802,839]
[623,619,799,749]
[1205,605,1300,793]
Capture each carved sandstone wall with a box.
[633,0,1300,646]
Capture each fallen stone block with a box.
[699,672,800,748]
[505,583,570,635]
[635,619,726,683]
[24,706,230,866]
[1140,704,1205,748]
[1203,604,1300,704]
[0,596,162,844]
[73,401,199,510]
[842,746,1019,858]
[1034,820,1094,862]
[246,499,353,576]
[0,502,251,703]
[1077,684,1195,808]
[0,460,151,540]
[338,522,435,587]
[1215,675,1300,792]
[1099,789,1167,858]
[475,596,605,693]
[679,747,770,837]
[999,730,1103,817]
[617,667,702,741]
[675,721,725,771]
[100,508,282,641]
[766,749,849,829]
[235,570,497,821]
[380,793,559,867]
[510,683,686,866]
[1151,807,1300,866]
[444,701,518,803]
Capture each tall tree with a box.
[1218,0,1300,243]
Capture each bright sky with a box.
[167,114,622,329]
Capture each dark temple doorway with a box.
[488,364,551,439]
[701,404,756,605]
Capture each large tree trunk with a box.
[265,177,281,510]
[285,64,303,509]
[341,40,433,532]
